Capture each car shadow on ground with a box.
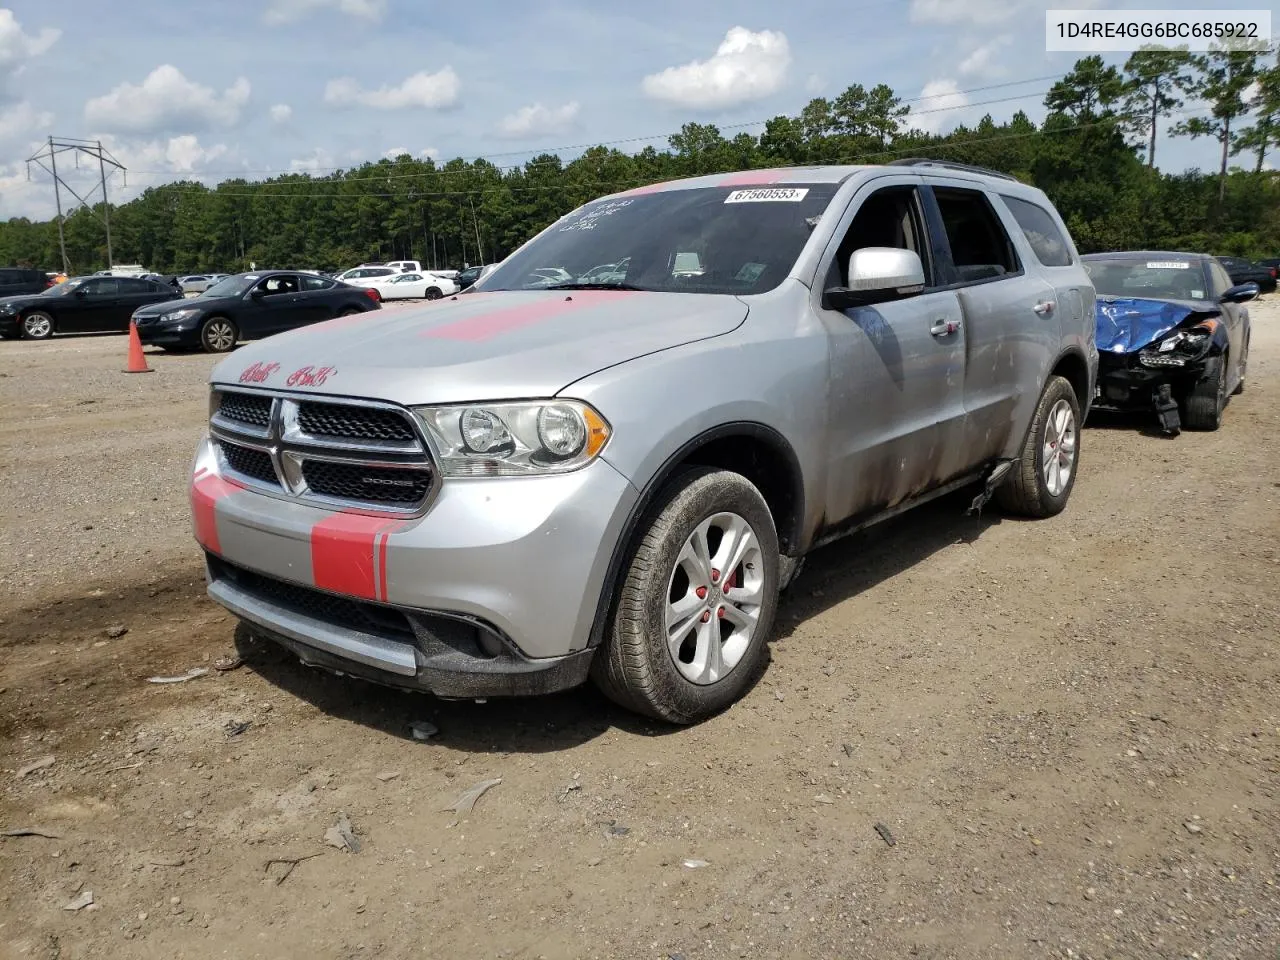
[233,487,1005,753]
[1085,407,1180,439]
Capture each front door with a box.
[814,177,969,523]
[246,274,309,337]
[57,278,122,332]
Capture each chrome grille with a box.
[221,443,277,484]
[296,402,416,443]
[218,392,273,429]
[209,387,437,514]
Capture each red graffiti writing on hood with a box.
[286,365,337,387]
[239,362,280,384]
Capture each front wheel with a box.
[20,311,54,340]
[996,375,1081,518]
[1184,353,1227,430]
[199,317,238,353]
[591,467,780,724]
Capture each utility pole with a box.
[468,195,485,264]
[46,136,69,275]
[27,136,127,274]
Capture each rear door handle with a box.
[1033,300,1056,315]
[930,318,960,337]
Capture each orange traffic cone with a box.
[123,321,153,374]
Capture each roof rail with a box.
[887,158,1019,182]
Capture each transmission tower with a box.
[26,137,127,275]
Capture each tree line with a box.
[2,45,1277,275]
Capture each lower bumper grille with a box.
[221,444,277,484]
[301,460,432,504]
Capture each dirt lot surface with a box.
[2,302,1278,960]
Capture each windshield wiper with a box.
[544,281,644,291]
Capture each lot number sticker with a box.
[724,188,809,203]
[1145,261,1190,269]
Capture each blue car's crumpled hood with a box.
[1095,297,1206,354]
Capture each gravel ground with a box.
[1,299,1278,960]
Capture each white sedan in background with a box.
[366,271,460,301]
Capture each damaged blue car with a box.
[1081,252,1257,435]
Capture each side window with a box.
[830,185,933,288]
[257,276,299,296]
[84,279,119,296]
[1209,262,1233,296]
[933,188,1020,283]
[1001,196,1073,267]
[301,275,333,291]
[117,278,149,294]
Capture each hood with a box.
[133,295,219,317]
[211,289,748,404]
[1094,297,1218,354]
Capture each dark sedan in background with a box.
[0,275,183,340]
[132,271,381,352]
[1217,255,1276,293]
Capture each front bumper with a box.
[1094,351,1210,408]
[0,315,19,336]
[135,320,199,347]
[192,436,639,696]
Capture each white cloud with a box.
[263,0,386,24]
[497,101,580,139]
[0,9,59,98]
[0,100,52,141]
[910,79,970,134]
[959,35,1011,77]
[641,27,790,109]
[911,0,1105,25]
[384,146,408,158]
[84,65,250,133]
[290,147,336,172]
[419,147,439,161]
[324,68,460,110]
[805,74,825,94]
[269,103,292,123]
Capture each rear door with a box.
[56,278,122,332]
[813,174,970,522]
[924,180,1059,465]
[297,274,343,321]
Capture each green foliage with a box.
[4,61,1279,273]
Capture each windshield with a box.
[41,277,88,296]
[1085,258,1209,301]
[202,275,257,299]
[482,184,840,295]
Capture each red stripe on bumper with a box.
[191,474,242,554]
[420,290,635,342]
[311,514,407,601]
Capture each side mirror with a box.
[74,288,88,298]
[249,288,266,299]
[1220,282,1258,304]
[823,247,926,311]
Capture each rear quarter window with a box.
[1001,196,1073,267]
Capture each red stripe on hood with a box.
[191,474,243,554]
[420,289,636,342]
[311,513,408,601]
[719,169,784,186]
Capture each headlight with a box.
[161,308,200,323]
[415,400,610,477]
[0,303,15,315]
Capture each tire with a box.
[996,375,1081,518]
[1184,353,1227,430]
[425,288,443,300]
[591,467,780,725]
[1231,338,1248,396]
[199,316,238,353]
[20,311,54,340]
[337,307,361,317]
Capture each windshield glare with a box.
[1085,258,1209,301]
[42,278,86,296]
[202,275,255,299]
[482,184,839,295]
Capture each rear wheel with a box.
[425,287,443,300]
[1184,353,1227,430]
[199,317,238,353]
[996,375,1080,518]
[591,467,780,725]
[20,312,54,340]
[337,307,361,317]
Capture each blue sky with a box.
[0,0,1271,219]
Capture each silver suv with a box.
[193,160,1097,724]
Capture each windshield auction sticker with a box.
[1145,261,1191,269]
[724,188,810,203]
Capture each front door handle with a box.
[1033,300,1056,315]
[930,318,960,337]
